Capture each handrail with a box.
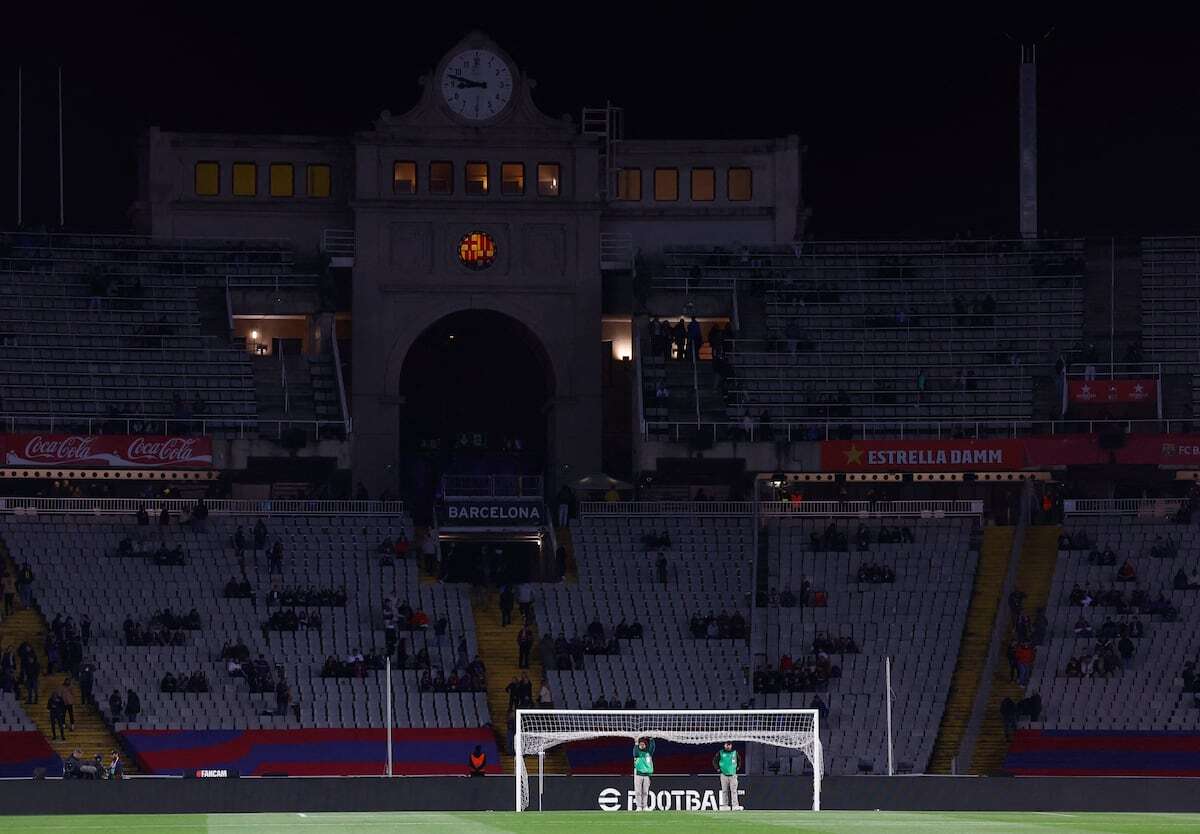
[442,475,544,499]
[331,329,352,435]
[633,323,647,435]
[0,414,349,438]
[321,229,356,257]
[280,348,290,416]
[224,277,234,333]
[644,417,1194,442]
[578,500,983,517]
[1064,498,1185,516]
[0,497,404,515]
[0,230,294,251]
[690,336,701,428]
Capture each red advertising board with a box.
[1068,379,1156,405]
[0,434,213,469]
[820,435,1200,471]
[821,439,1028,471]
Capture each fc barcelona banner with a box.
[1068,379,1157,405]
[0,434,213,469]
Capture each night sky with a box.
[2,11,1198,238]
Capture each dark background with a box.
[1,10,1196,238]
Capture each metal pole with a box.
[16,66,22,227]
[514,715,523,812]
[538,751,544,811]
[385,655,393,777]
[885,656,894,776]
[1109,238,1115,375]
[58,66,64,228]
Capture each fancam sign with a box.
[1,434,213,469]
[439,501,544,526]
[597,786,745,812]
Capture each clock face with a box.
[440,49,514,122]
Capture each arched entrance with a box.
[398,309,556,517]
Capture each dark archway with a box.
[398,309,555,516]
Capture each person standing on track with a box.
[632,736,655,811]
[713,741,742,810]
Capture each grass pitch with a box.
[1,811,1199,833]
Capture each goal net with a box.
[514,709,821,812]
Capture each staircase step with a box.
[971,525,1061,775]
[468,586,568,776]
[927,526,1013,774]
[0,548,136,773]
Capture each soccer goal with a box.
[513,709,821,812]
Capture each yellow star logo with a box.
[844,444,864,465]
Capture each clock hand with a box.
[448,73,488,89]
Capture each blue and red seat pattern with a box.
[0,732,61,777]
[1005,730,1200,776]
[121,727,501,776]
[564,738,720,775]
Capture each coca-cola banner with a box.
[820,435,1200,471]
[1068,379,1157,405]
[1,434,213,469]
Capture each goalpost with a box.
[513,709,821,812]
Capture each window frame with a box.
[501,162,526,196]
[727,166,753,202]
[392,160,418,195]
[690,167,715,202]
[269,163,295,198]
[429,161,454,196]
[194,161,220,197]
[306,163,332,198]
[616,167,642,201]
[536,162,562,198]
[231,162,258,198]
[653,167,679,202]
[465,161,490,196]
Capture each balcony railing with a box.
[0,497,404,516]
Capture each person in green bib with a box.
[632,737,655,811]
[712,741,742,810]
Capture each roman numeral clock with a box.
[439,47,514,122]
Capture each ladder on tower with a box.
[581,103,624,201]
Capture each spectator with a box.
[16,563,34,609]
[1,570,14,616]
[136,506,150,526]
[125,689,140,722]
[517,626,533,670]
[159,507,171,526]
[1000,697,1017,741]
[1116,560,1136,582]
[539,681,553,706]
[469,745,487,777]
[48,691,67,740]
[108,690,123,722]
[656,553,668,585]
[499,585,514,627]
[517,583,534,624]
[1014,643,1035,686]
[57,678,76,730]
[253,518,268,551]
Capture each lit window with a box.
[232,163,257,197]
[307,164,331,198]
[537,163,561,197]
[654,168,678,201]
[269,163,294,197]
[393,161,417,195]
[501,163,525,195]
[616,168,641,201]
[466,162,489,196]
[691,168,715,202]
[728,167,753,201]
[458,231,497,270]
[430,161,453,195]
[194,162,220,196]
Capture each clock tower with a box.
[349,33,603,504]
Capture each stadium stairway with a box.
[927,526,1014,773]
[971,525,1061,774]
[470,587,568,775]
[0,549,134,772]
